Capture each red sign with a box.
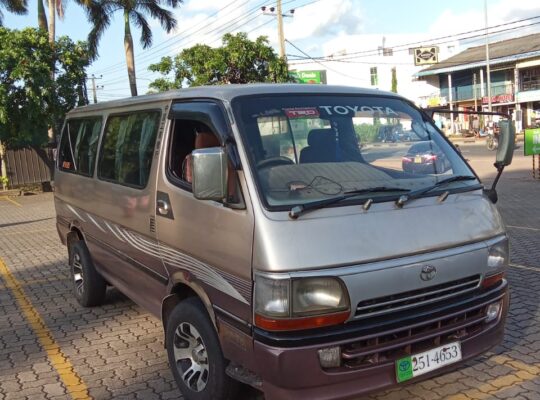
[482,94,514,104]
[283,107,320,119]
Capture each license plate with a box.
[414,156,422,163]
[396,342,462,383]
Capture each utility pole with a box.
[88,75,103,104]
[473,72,478,111]
[277,0,285,59]
[262,3,295,61]
[484,0,492,112]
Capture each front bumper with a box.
[253,282,509,400]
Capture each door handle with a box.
[157,199,169,215]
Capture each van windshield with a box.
[232,95,477,209]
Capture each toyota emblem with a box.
[420,265,437,281]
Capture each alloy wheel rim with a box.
[72,253,84,296]
[173,322,209,392]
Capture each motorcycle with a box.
[486,133,498,151]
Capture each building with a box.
[288,34,460,105]
[417,33,540,132]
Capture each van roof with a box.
[68,84,402,115]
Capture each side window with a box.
[98,111,160,188]
[167,118,242,205]
[58,117,102,176]
[168,120,219,184]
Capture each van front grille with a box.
[336,281,506,370]
[355,275,481,319]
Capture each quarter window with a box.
[58,118,102,176]
[98,111,161,188]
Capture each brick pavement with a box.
[0,146,538,400]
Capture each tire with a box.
[486,136,497,151]
[69,240,107,307]
[166,297,238,400]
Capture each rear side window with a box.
[58,117,102,176]
[98,111,161,189]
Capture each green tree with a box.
[148,32,290,91]
[391,67,398,93]
[0,0,27,25]
[0,27,90,148]
[87,0,181,97]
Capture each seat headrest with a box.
[195,132,220,149]
[307,129,335,147]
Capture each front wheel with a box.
[166,297,238,400]
[486,135,498,151]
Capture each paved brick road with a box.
[0,144,538,400]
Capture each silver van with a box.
[54,84,513,400]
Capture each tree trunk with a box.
[0,141,7,191]
[38,0,48,31]
[47,0,55,43]
[47,0,56,140]
[124,11,138,97]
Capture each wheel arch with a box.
[161,279,217,343]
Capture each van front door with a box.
[155,101,254,324]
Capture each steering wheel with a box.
[257,156,295,169]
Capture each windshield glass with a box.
[232,95,477,209]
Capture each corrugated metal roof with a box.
[417,33,540,77]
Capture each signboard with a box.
[413,47,439,66]
[482,94,514,104]
[524,128,540,156]
[290,70,327,84]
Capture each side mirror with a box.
[496,120,515,167]
[191,147,228,201]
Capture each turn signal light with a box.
[481,272,504,289]
[254,311,349,332]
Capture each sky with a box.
[3,0,540,100]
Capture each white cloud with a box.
[286,0,365,41]
[428,0,540,44]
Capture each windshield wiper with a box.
[289,187,409,219]
[395,175,477,208]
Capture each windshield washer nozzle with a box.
[438,191,450,203]
[395,195,408,208]
[363,199,373,211]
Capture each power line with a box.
[94,0,318,82]
[288,15,540,65]
[91,0,249,76]
[288,19,540,67]
[93,0,272,78]
[286,39,370,83]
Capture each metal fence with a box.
[2,146,53,187]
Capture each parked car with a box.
[402,141,451,174]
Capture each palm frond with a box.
[136,0,176,33]
[86,0,113,59]
[55,0,65,20]
[3,0,28,14]
[130,9,152,48]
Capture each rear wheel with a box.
[69,240,107,307]
[486,135,498,151]
[166,297,238,400]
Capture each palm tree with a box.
[0,0,27,25]
[37,0,63,33]
[87,0,181,96]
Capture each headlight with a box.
[488,239,509,269]
[292,277,349,316]
[254,275,350,331]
